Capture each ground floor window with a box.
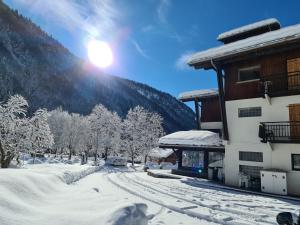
[292,154,300,171]
[239,165,263,191]
[182,151,204,169]
[239,151,263,162]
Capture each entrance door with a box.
[289,104,300,140]
[287,58,300,90]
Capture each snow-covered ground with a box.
[1,161,300,225]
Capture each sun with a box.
[87,40,113,68]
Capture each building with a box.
[187,18,300,196]
[159,130,224,181]
[148,147,177,165]
[178,89,222,133]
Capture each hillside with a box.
[0,1,195,133]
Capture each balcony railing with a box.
[259,122,300,143]
[260,71,300,97]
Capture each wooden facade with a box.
[224,47,300,101]
[200,96,221,122]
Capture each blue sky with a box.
[4,0,300,102]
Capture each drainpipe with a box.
[211,59,229,141]
[194,98,201,130]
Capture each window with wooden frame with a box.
[292,154,300,171]
[238,65,261,82]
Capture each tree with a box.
[0,95,30,168]
[61,113,82,160]
[88,104,121,162]
[122,106,165,166]
[141,112,164,164]
[29,109,54,162]
[122,106,148,166]
[47,108,69,156]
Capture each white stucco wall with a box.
[224,95,300,196]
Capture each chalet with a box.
[148,147,177,165]
[187,18,300,196]
[159,130,224,181]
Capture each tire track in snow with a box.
[121,173,275,225]
[131,172,287,218]
[108,172,271,225]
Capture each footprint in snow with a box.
[92,187,99,193]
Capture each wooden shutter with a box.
[289,104,300,139]
[287,58,300,90]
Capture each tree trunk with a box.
[144,155,148,164]
[104,147,108,161]
[131,155,134,166]
[94,149,97,162]
[68,145,72,160]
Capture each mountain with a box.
[0,1,195,133]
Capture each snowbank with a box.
[178,89,218,101]
[159,130,222,147]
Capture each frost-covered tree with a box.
[142,112,165,163]
[88,104,121,162]
[29,109,54,162]
[122,106,148,165]
[61,113,83,160]
[0,95,30,168]
[47,108,69,156]
[122,106,165,165]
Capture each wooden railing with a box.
[260,71,300,96]
[259,121,300,143]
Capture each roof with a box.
[217,18,280,41]
[178,89,218,102]
[188,22,300,68]
[159,130,222,148]
[148,147,174,158]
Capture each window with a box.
[292,154,300,171]
[238,65,260,82]
[182,151,204,168]
[239,165,263,178]
[238,107,261,117]
[239,151,263,162]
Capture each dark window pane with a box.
[238,107,261,117]
[292,154,300,170]
[239,151,263,162]
[239,165,263,178]
[239,66,260,82]
[182,151,204,168]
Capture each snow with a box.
[217,18,280,41]
[148,147,174,158]
[0,160,300,225]
[188,22,300,66]
[178,89,218,101]
[159,130,222,147]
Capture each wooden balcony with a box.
[260,71,300,97]
[259,122,300,143]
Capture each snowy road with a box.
[1,165,300,225]
[106,170,300,225]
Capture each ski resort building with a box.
[188,18,300,196]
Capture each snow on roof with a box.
[178,89,218,101]
[148,147,174,158]
[188,22,300,67]
[159,130,222,148]
[217,18,280,41]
